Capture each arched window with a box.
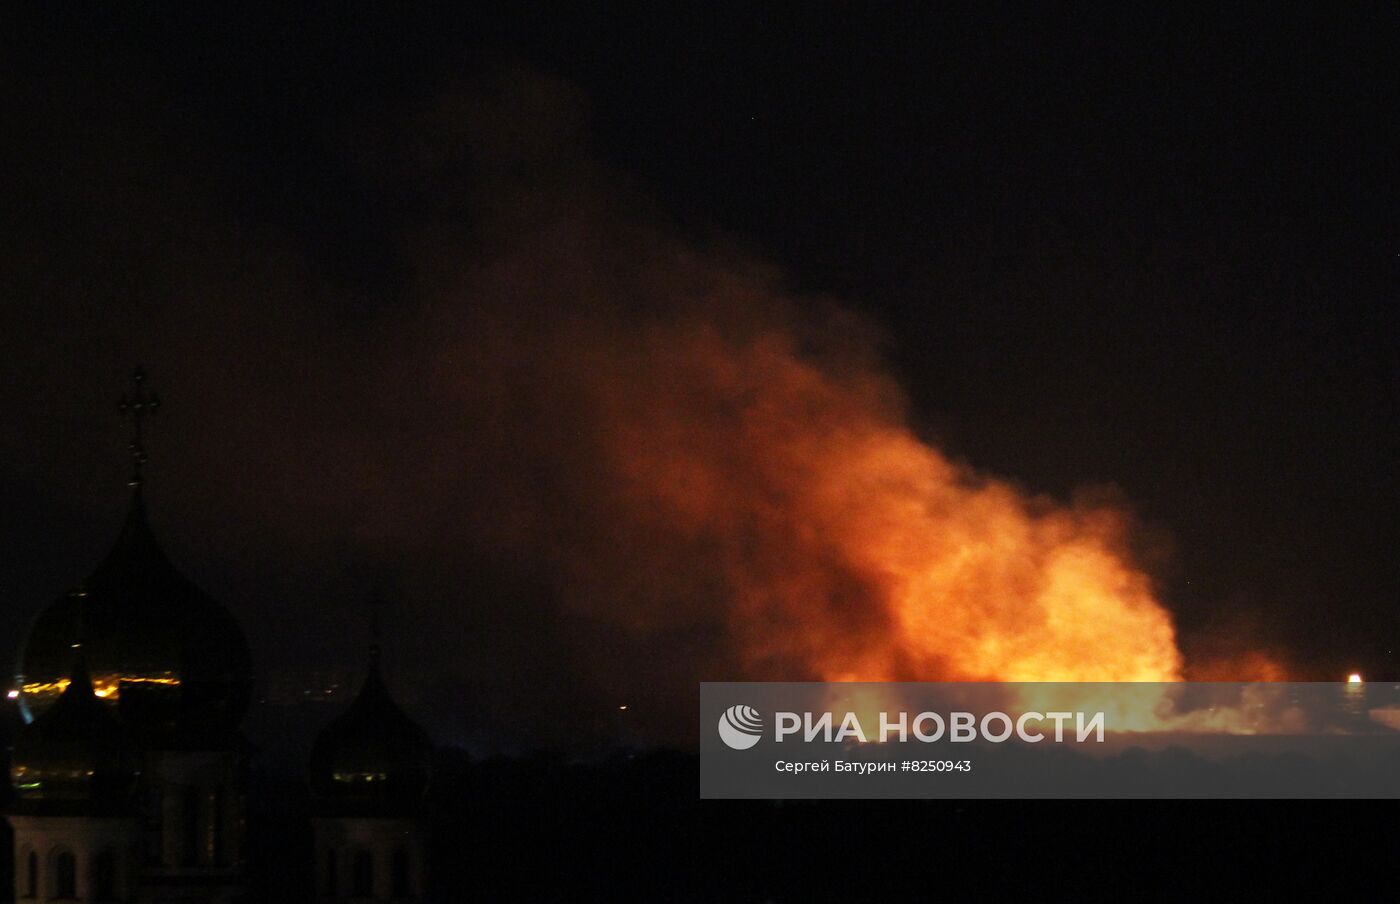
[209,787,224,865]
[93,848,118,901]
[22,849,38,899]
[53,849,77,899]
[391,847,411,897]
[181,787,200,866]
[143,784,164,866]
[352,849,374,897]
[325,848,338,896]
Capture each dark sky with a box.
[0,5,1395,748]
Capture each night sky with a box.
[1,5,1395,749]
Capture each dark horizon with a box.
[1,4,1396,752]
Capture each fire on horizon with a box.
[0,5,1393,750]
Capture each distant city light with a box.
[618,704,628,711]
[1348,673,1363,684]
[5,689,17,699]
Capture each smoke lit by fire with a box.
[570,321,1183,684]
[0,65,1284,747]
[399,71,1284,710]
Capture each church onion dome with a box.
[9,643,140,815]
[308,641,433,816]
[15,488,253,748]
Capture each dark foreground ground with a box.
[258,749,1395,902]
[1,700,1395,901]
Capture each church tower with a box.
[307,608,433,902]
[8,633,143,902]
[9,369,254,903]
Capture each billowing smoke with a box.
[0,62,1273,749]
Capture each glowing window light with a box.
[22,674,182,700]
[332,771,389,783]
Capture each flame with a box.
[576,322,1189,685]
[426,124,1283,713]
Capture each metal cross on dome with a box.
[368,590,386,662]
[118,366,160,487]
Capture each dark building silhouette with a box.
[5,371,432,903]
[308,630,432,902]
[9,639,143,901]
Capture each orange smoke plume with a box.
[402,73,1277,707]
[442,274,1198,688]
[573,319,1183,684]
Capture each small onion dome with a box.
[16,489,253,748]
[9,645,140,814]
[308,644,432,816]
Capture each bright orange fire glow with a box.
[578,323,1216,685]
[22,674,181,703]
[453,214,1283,701]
